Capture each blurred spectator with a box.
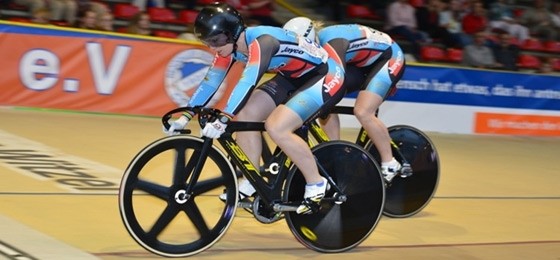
[31,7,52,25]
[226,0,252,20]
[537,57,554,74]
[184,0,196,10]
[520,0,557,41]
[462,31,499,69]
[96,11,114,31]
[75,8,96,29]
[550,2,560,40]
[461,1,488,47]
[487,0,529,42]
[243,0,281,26]
[439,0,470,47]
[417,0,457,48]
[48,0,78,25]
[462,1,488,35]
[491,32,520,71]
[368,0,393,21]
[178,24,198,41]
[14,0,47,18]
[126,12,152,36]
[132,0,164,11]
[385,0,429,59]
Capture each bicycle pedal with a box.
[237,198,253,209]
[399,163,413,178]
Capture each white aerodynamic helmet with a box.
[283,16,316,41]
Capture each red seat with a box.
[154,30,178,38]
[446,48,463,63]
[148,7,179,23]
[114,4,140,19]
[552,58,560,71]
[178,9,199,24]
[516,54,541,69]
[520,38,544,51]
[409,0,424,8]
[543,41,560,53]
[8,17,32,23]
[420,46,446,62]
[51,20,70,27]
[346,4,381,20]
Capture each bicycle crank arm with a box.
[238,200,253,209]
[272,203,299,212]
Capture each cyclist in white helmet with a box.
[284,17,406,182]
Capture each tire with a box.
[118,135,238,257]
[366,125,440,218]
[284,141,385,252]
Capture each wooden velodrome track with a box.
[1,106,559,260]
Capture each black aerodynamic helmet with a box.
[194,2,246,47]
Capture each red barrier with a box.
[0,22,242,117]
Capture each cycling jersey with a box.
[318,24,405,97]
[188,26,344,122]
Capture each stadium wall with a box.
[1,21,559,136]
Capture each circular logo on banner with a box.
[164,49,226,107]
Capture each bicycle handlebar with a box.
[162,106,266,135]
[162,106,217,135]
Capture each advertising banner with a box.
[385,65,560,136]
[0,21,242,117]
[392,65,560,111]
[2,22,560,136]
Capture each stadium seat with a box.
[543,41,560,53]
[516,54,541,69]
[552,58,560,71]
[446,48,463,63]
[420,45,446,62]
[154,30,179,38]
[114,4,140,19]
[346,4,381,20]
[147,7,179,23]
[8,17,32,23]
[51,20,70,27]
[520,38,544,51]
[178,9,199,24]
[409,0,424,8]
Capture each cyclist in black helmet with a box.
[164,3,346,214]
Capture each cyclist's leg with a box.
[355,92,391,161]
[230,76,297,197]
[355,43,405,180]
[318,113,340,140]
[266,58,345,213]
[235,90,276,168]
[319,65,367,140]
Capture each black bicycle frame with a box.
[215,121,297,206]
[308,105,411,166]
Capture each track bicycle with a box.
[257,106,440,218]
[118,106,386,257]
[307,105,440,218]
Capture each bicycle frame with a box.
[215,120,295,207]
[307,105,412,168]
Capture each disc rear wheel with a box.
[366,125,440,218]
[284,141,385,252]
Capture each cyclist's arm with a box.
[223,35,279,115]
[188,54,235,108]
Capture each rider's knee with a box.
[353,106,371,121]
